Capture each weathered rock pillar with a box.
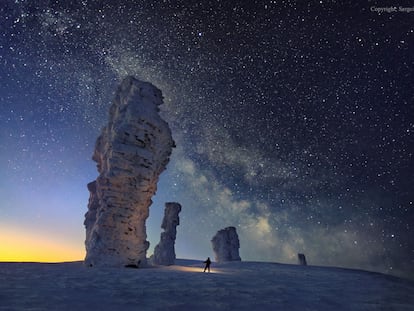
[211,226,241,262]
[152,202,182,265]
[84,76,175,267]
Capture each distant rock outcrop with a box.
[152,202,182,265]
[298,253,307,266]
[84,76,175,267]
[211,226,241,262]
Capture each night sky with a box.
[1,1,413,278]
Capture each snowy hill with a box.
[1,260,413,310]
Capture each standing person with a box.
[203,257,211,273]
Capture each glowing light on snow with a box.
[166,265,224,274]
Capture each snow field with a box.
[1,259,413,311]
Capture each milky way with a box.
[1,1,413,278]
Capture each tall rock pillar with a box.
[84,76,175,267]
[152,202,182,265]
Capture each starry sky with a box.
[1,1,413,278]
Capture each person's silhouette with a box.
[203,257,211,273]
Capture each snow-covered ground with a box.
[1,259,413,310]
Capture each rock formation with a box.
[84,76,175,267]
[211,226,241,262]
[298,253,307,266]
[152,202,182,265]
[84,181,99,249]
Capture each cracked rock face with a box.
[152,202,182,265]
[84,76,175,267]
[211,227,241,262]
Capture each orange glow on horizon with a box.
[0,226,84,263]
